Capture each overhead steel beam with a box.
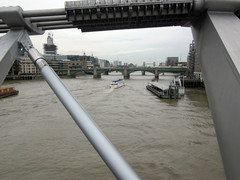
[30,15,68,23]
[191,11,240,180]
[193,0,240,14]
[0,20,4,24]
[22,8,65,17]
[0,6,44,35]
[42,24,77,30]
[65,0,193,32]
[36,21,72,27]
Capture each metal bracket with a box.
[0,6,44,35]
[0,30,25,86]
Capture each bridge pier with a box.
[154,69,159,80]
[192,11,240,179]
[67,69,70,76]
[142,71,145,76]
[123,67,130,79]
[103,71,109,75]
[93,68,101,79]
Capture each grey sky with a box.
[1,0,193,65]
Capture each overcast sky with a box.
[1,0,193,65]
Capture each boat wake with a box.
[107,88,114,93]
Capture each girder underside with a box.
[73,14,191,31]
[66,1,193,31]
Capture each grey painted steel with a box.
[30,15,67,23]
[0,24,8,29]
[42,25,77,30]
[36,21,72,27]
[0,6,44,35]
[23,8,65,17]
[191,11,240,180]
[18,31,140,180]
[37,60,141,180]
[65,0,193,32]
[0,7,71,33]
[0,30,25,86]
[193,0,240,15]
[0,29,8,33]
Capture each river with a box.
[0,72,225,180]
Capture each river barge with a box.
[0,87,19,98]
[146,82,180,99]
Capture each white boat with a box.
[110,79,125,89]
[172,75,185,96]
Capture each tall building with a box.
[113,60,119,67]
[43,33,57,55]
[143,62,146,67]
[187,41,195,75]
[165,57,178,66]
[187,40,201,77]
[153,62,156,67]
[99,59,110,68]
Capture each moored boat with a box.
[146,82,180,99]
[110,79,125,89]
[0,87,19,98]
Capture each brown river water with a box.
[0,72,225,180]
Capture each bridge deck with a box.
[66,0,193,32]
[54,67,187,76]
[0,0,194,34]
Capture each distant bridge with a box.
[54,66,187,79]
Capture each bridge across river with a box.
[54,66,187,79]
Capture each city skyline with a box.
[1,0,193,66]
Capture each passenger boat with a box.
[0,87,19,98]
[172,75,185,96]
[110,79,125,89]
[146,82,180,99]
